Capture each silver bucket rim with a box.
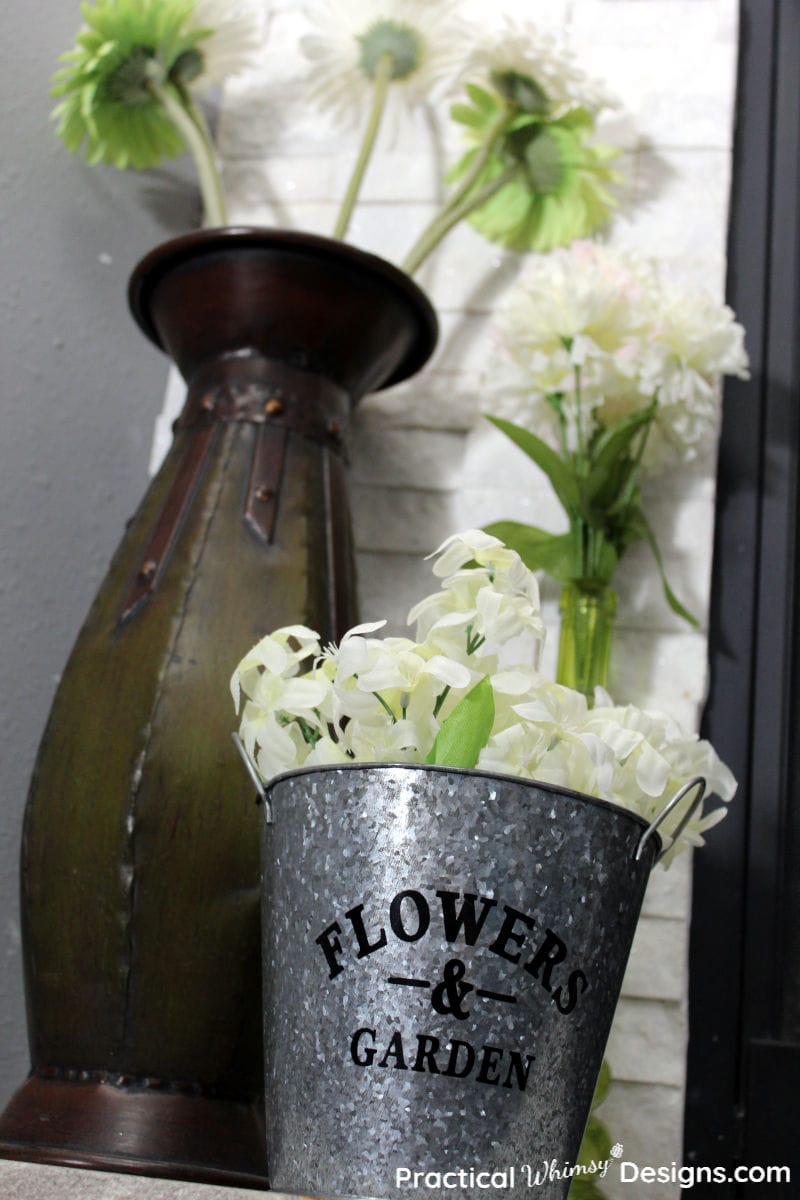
[256,760,662,864]
[232,747,708,867]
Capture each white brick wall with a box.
[151,3,739,1195]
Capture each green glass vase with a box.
[556,583,618,699]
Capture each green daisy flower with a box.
[448,81,621,253]
[51,0,212,170]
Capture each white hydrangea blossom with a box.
[232,532,735,864]
[487,240,750,473]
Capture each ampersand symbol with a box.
[431,958,474,1020]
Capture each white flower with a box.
[343,715,427,763]
[410,530,545,661]
[512,675,590,733]
[426,528,523,579]
[230,624,322,711]
[534,732,617,799]
[477,721,550,779]
[231,623,332,777]
[185,0,265,87]
[487,241,750,472]
[582,700,737,860]
[300,0,467,128]
[636,285,750,470]
[500,243,653,360]
[488,243,654,448]
[249,712,306,780]
[323,619,388,680]
[462,18,617,117]
[356,642,471,694]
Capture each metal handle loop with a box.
[231,732,273,823]
[635,775,706,864]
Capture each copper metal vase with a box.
[0,228,437,1187]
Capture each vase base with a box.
[0,1073,268,1190]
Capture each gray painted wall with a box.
[0,3,198,1109]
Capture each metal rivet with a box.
[139,560,157,582]
[200,393,215,412]
[254,486,275,503]
[265,397,284,416]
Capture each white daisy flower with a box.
[300,0,468,128]
[463,17,618,117]
[185,0,266,87]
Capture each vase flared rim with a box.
[128,225,439,389]
[262,759,656,840]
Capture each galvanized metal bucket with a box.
[257,763,703,1200]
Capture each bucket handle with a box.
[231,733,273,823]
[635,775,706,865]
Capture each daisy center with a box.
[358,20,422,81]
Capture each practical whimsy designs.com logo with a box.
[314,886,591,1093]
[394,1147,625,1191]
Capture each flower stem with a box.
[182,87,230,224]
[373,691,397,723]
[616,407,654,511]
[573,363,587,464]
[402,108,514,274]
[402,164,518,275]
[333,52,394,241]
[436,108,513,221]
[147,79,227,226]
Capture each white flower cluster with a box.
[232,531,735,863]
[488,240,750,473]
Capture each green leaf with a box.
[556,105,594,132]
[464,81,498,114]
[449,102,485,129]
[629,508,699,627]
[483,521,576,585]
[426,677,495,769]
[579,1116,612,1165]
[590,1058,612,1110]
[486,415,581,515]
[587,535,619,588]
[586,408,654,505]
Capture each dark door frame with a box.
[685,0,800,1191]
